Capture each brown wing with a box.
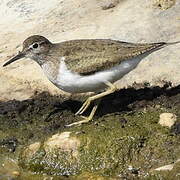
[53,39,166,75]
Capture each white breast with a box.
[53,56,142,93]
[41,62,56,83]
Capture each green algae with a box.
[19,110,179,178]
[0,86,180,179]
[76,111,179,176]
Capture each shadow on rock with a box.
[51,83,180,118]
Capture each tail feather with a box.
[164,41,180,46]
[152,40,180,51]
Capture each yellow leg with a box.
[66,100,100,127]
[75,82,117,116]
[66,82,117,127]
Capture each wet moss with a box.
[0,85,180,179]
[75,111,179,177]
[19,109,179,178]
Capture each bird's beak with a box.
[3,51,25,67]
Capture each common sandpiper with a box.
[3,35,179,126]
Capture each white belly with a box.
[53,57,142,93]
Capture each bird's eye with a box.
[33,43,38,48]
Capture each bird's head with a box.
[3,35,53,67]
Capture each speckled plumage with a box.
[47,39,166,75]
[20,35,167,75]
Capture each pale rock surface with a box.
[159,113,177,127]
[155,164,174,171]
[22,132,80,160]
[43,132,80,157]
[22,142,41,159]
[154,159,180,171]
[0,0,179,101]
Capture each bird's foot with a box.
[65,116,91,127]
[66,102,99,127]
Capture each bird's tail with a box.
[166,41,180,46]
[151,40,180,51]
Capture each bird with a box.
[3,35,179,126]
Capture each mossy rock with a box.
[0,86,180,179]
[19,110,179,178]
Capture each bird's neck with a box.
[40,59,59,84]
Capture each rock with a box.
[99,0,120,10]
[0,0,179,101]
[159,113,177,127]
[154,164,174,171]
[23,132,80,160]
[23,142,41,159]
[154,159,180,171]
[44,132,80,157]
[12,171,20,176]
[128,165,139,174]
[153,0,176,10]
[150,159,180,179]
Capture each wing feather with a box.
[52,39,165,75]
